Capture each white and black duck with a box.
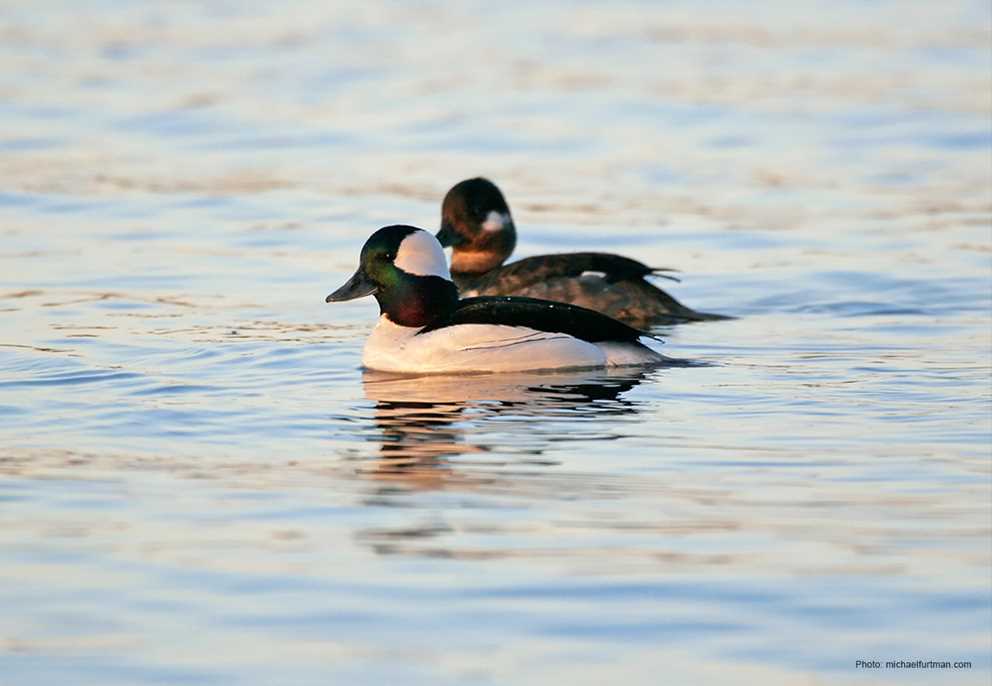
[326,225,666,374]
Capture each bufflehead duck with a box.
[326,225,665,374]
[435,177,728,327]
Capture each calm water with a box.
[1,2,991,684]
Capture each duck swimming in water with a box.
[435,177,728,327]
[325,225,665,374]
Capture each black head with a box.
[436,177,517,275]
[326,225,459,328]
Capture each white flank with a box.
[394,229,451,278]
[361,317,610,374]
[598,342,664,367]
[481,211,510,233]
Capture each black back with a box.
[417,296,657,344]
[469,252,666,293]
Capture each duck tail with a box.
[649,267,681,283]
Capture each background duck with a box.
[435,177,729,328]
[326,225,666,374]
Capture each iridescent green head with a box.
[326,225,459,328]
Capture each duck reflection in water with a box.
[359,368,652,490]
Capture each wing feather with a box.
[470,252,679,294]
[418,296,659,344]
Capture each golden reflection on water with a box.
[359,369,645,488]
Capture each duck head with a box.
[436,177,517,275]
[327,225,459,328]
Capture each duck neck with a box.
[374,272,459,329]
[450,246,511,276]
[449,221,516,276]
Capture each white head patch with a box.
[482,211,510,233]
[394,229,451,279]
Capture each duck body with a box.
[452,252,712,328]
[326,226,664,375]
[437,178,728,327]
[363,311,655,374]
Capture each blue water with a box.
[1,1,990,684]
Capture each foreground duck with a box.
[326,225,665,374]
[435,177,728,327]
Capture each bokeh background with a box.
[1,2,990,685]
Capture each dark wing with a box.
[471,252,678,294]
[418,296,659,344]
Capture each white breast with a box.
[361,316,610,374]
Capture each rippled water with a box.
[1,1,990,684]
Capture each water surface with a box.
[1,2,990,684]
